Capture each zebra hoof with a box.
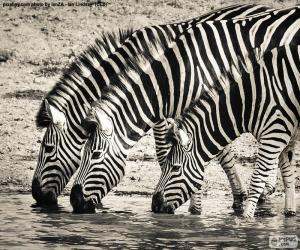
[188,207,202,215]
[258,188,275,204]
[232,202,243,210]
[242,213,255,220]
[232,192,247,210]
[284,210,296,217]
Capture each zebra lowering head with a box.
[152,123,204,213]
[70,105,128,213]
[31,28,139,205]
[32,99,74,205]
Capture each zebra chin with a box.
[151,192,175,214]
[31,178,58,205]
[70,184,101,213]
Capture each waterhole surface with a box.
[0,193,299,249]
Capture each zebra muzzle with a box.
[70,184,97,213]
[31,177,57,205]
[152,192,174,214]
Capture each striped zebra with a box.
[152,44,300,218]
[32,4,269,205]
[155,119,281,213]
[70,7,300,213]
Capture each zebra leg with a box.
[243,133,292,218]
[258,167,277,203]
[280,132,298,216]
[188,188,203,215]
[259,130,300,202]
[217,144,247,210]
[243,154,278,217]
[153,119,173,167]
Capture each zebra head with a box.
[152,123,204,214]
[70,107,126,213]
[32,100,81,205]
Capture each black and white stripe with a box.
[71,7,300,213]
[33,4,270,205]
[153,44,300,218]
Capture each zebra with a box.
[32,4,271,206]
[70,7,300,213]
[155,119,248,214]
[154,118,283,213]
[152,44,300,218]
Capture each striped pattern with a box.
[153,45,300,218]
[154,120,247,213]
[32,4,271,205]
[72,7,300,213]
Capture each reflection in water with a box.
[0,193,299,249]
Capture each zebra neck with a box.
[99,101,155,149]
[180,58,256,165]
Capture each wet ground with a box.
[0,193,299,249]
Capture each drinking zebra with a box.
[152,44,300,218]
[32,4,270,206]
[70,7,300,214]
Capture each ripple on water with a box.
[0,193,299,249]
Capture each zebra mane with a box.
[172,52,254,138]
[98,29,174,105]
[36,28,134,128]
[82,28,174,133]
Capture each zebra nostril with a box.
[45,191,57,205]
[70,184,96,214]
[166,205,175,214]
[31,178,57,205]
[70,184,84,212]
[152,192,165,213]
[32,177,42,203]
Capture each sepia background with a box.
[1,1,300,249]
[1,0,300,198]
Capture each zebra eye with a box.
[172,164,181,172]
[92,151,102,160]
[44,144,55,153]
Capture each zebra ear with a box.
[166,118,175,130]
[172,124,190,147]
[83,103,90,115]
[95,109,113,136]
[45,100,66,129]
[82,108,98,136]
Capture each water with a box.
[0,193,299,249]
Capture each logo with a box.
[269,235,298,248]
